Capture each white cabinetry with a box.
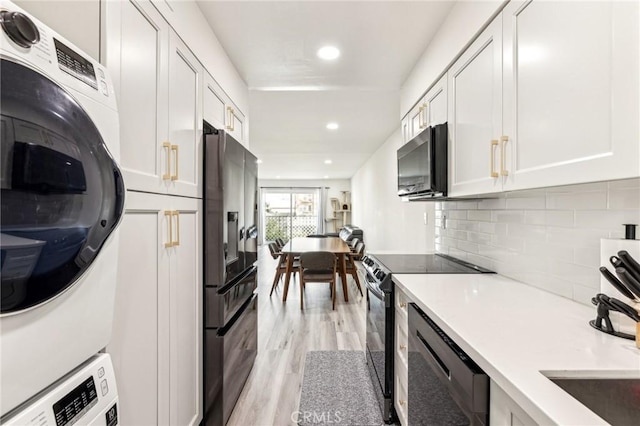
[448,16,503,197]
[394,288,409,426]
[490,381,537,426]
[403,75,448,143]
[448,0,639,197]
[501,0,639,191]
[203,71,247,146]
[108,191,202,426]
[104,0,202,198]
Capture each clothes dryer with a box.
[0,0,124,416]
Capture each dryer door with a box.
[0,58,124,314]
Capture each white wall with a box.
[351,129,434,254]
[435,179,640,306]
[401,0,504,115]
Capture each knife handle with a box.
[599,267,635,299]
[617,250,640,281]
[609,297,640,322]
[615,267,640,300]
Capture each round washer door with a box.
[0,58,124,314]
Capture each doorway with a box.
[260,188,322,244]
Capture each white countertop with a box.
[393,273,640,426]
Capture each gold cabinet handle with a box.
[164,210,173,248]
[172,211,180,247]
[399,344,407,350]
[400,302,407,309]
[421,102,428,128]
[399,400,406,406]
[417,105,424,130]
[162,142,171,180]
[170,144,179,181]
[500,135,509,176]
[226,106,235,131]
[490,140,499,178]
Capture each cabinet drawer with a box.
[396,291,409,316]
[395,372,408,426]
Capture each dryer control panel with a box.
[1,354,119,426]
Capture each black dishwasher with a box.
[408,303,489,425]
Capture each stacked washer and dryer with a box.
[0,1,124,424]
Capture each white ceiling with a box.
[196,1,455,180]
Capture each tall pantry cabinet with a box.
[101,0,226,424]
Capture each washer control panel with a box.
[1,354,119,426]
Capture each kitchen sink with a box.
[545,375,640,425]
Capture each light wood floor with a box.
[227,245,367,426]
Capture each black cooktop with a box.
[370,253,494,274]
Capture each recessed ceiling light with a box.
[256,159,263,164]
[326,122,339,130]
[276,175,281,179]
[324,159,332,164]
[324,176,329,179]
[317,46,340,60]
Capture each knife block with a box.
[600,238,640,337]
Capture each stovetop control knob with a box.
[1,10,40,48]
[375,270,386,281]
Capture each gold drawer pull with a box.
[400,302,407,309]
[500,135,509,176]
[399,400,406,406]
[490,139,499,178]
[164,210,173,248]
[170,144,179,181]
[226,106,235,131]
[399,344,407,350]
[162,142,171,180]
[172,211,180,247]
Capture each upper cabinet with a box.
[448,16,503,197]
[403,75,448,143]
[203,71,247,146]
[448,0,639,197]
[168,31,203,198]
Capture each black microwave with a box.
[397,122,448,200]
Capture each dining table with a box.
[280,237,352,303]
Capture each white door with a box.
[448,16,503,197]
[502,0,640,190]
[168,198,202,426]
[103,0,169,194]
[425,75,447,127]
[168,31,203,198]
[108,191,171,426]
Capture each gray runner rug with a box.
[297,351,384,426]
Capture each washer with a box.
[0,0,124,416]
[2,354,119,426]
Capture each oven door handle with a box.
[365,275,384,300]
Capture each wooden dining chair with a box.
[268,242,299,296]
[344,241,365,296]
[298,251,337,310]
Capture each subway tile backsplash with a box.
[435,178,640,306]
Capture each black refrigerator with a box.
[203,121,258,426]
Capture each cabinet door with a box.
[401,115,411,143]
[502,0,640,190]
[108,191,171,426]
[168,31,203,198]
[408,99,428,141]
[227,106,246,146]
[448,16,503,197]
[425,75,447,127]
[168,198,203,426]
[103,0,170,194]
[203,71,227,131]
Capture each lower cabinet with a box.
[108,191,202,426]
[394,287,409,425]
[490,380,538,426]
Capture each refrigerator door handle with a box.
[239,227,245,240]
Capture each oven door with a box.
[365,272,394,423]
